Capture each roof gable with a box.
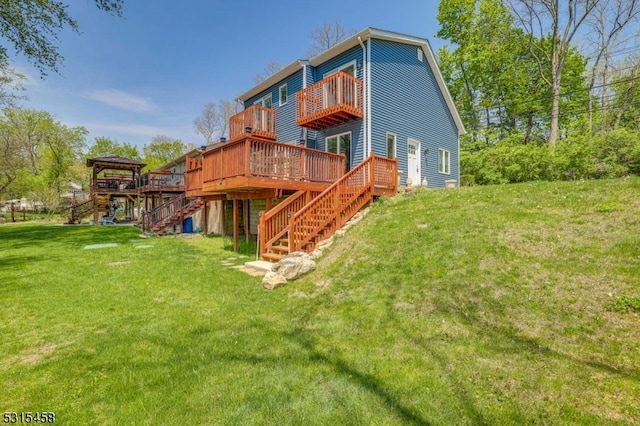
[237,27,465,135]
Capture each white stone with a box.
[272,251,316,280]
[262,271,287,290]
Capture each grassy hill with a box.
[1,178,638,424]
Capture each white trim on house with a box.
[323,59,357,79]
[253,93,272,108]
[279,84,288,106]
[386,132,397,159]
[438,148,451,175]
[358,36,367,164]
[407,138,421,185]
[367,37,372,155]
[326,131,352,171]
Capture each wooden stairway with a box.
[143,194,204,235]
[67,195,110,224]
[260,153,397,262]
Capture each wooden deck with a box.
[92,173,137,194]
[296,72,363,130]
[189,136,345,195]
[229,105,277,142]
[139,171,185,193]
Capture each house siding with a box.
[369,39,459,187]
[245,69,305,144]
[315,119,363,170]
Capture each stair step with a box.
[262,252,285,263]
[271,245,290,254]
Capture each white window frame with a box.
[279,84,287,106]
[386,132,396,159]
[438,148,451,175]
[325,131,352,171]
[323,60,357,79]
[253,93,272,108]
[417,48,424,62]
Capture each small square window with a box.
[279,84,288,106]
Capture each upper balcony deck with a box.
[296,72,363,130]
[229,105,277,142]
[186,136,345,195]
[92,173,138,194]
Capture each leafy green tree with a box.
[0,0,124,76]
[437,0,542,143]
[86,136,141,161]
[142,135,187,171]
[0,107,87,207]
[437,0,588,146]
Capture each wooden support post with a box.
[203,201,208,236]
[233,199,239,252]
[221,201,226,239]
[245,139,251,176]
[92,167,99,225]
[243,199,250,243]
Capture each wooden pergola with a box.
[86,155,146,224]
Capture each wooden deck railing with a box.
[92,173,137,193]
[259,189,321,257]
[142,193,203,234]
[287,154,397,253]
[67,198,94,224]
[142,194,185,233]
[185,158,202,194]
[201,137,345,186]
[296,72,363,130]
[139,172,185,192]
[229,105,277,142]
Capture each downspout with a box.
[358,37,367,160]
[300,60,309,144]
[367,37,372,156]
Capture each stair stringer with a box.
[144,194,205,235]
[289,159,374,254]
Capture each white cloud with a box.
[82,89,161,114]
[88,122,168,137]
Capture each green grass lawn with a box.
[1,178,639,425]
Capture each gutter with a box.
[367,37,372,155]
[300,60,309,143]
[358,37,367,160]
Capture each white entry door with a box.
[407,139,420,185]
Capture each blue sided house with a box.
[236,27,466,188]
[183,27,466,260]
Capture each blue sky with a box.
[12,0,445,151]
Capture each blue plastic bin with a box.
[182,217,193,233]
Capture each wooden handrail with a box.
[142,194,185,232]
[229,105,277,142]
[185,158,203,193]
[68,198,94,223]
[201,137,344,186]
[287,154,397,253]
[296,72,363,126]
[259,190,321,258]
[139,172,185,191]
